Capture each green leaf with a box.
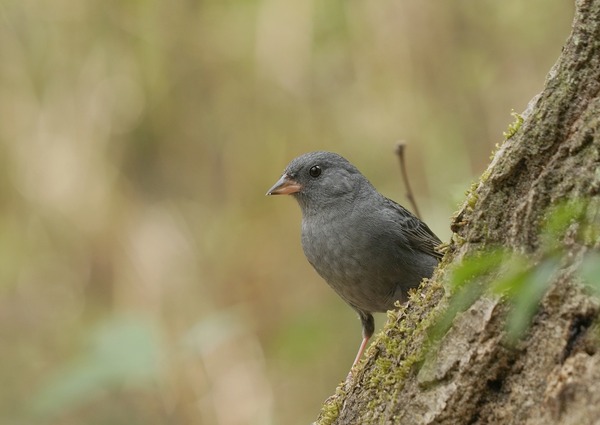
[505,259,560,342]
[580,252,600,296]
[448,248,508,291]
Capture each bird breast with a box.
[300,208,405,313]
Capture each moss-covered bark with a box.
[315,0,600,423]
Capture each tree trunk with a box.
[316,0,600,423]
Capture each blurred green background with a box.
[0,1,572,424]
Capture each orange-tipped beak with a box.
[266,174,302,195]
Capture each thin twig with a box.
[394,142,422,219]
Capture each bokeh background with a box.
[0,1,573,424]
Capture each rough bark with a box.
[315,0,600,423]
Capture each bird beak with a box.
[266,174,302,195]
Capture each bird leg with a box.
[351,312,375,368]
[352,334,371,367]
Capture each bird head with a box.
[266,151,370,212]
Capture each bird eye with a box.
[309,165,322,177]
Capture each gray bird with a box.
[267,151,442,370]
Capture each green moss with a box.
[315,266,447,423]
[486,110,524,162]
[316,385,347,425]
[481,167,492,183]
[489,109,523,160]
[467,195,478,211]
[451,232,466,247]
[465,180,479,197]
[458,180,481,216]
[449,180,480,235]
[354,279,446,422]
[502,110,524,140]
[315,283,447,424]
[489,142,502,160]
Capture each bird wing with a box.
[383,197,444,260]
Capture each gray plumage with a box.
[267,151,442,367]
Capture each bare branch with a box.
[394,142,421,219]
